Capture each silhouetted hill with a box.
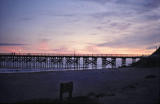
[151,47,160,56]
[132,47,160,67]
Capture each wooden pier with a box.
[0,53,148,69]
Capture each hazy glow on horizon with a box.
[0,0,160,54]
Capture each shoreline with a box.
[0,67,158,74]
[0,68,122,74]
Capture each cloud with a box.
[51,14,75,17]
[146,45,158,50]
[95,22,131,31]
[42,11,76,17]
[36,38,51,52]
[143,14,160,21]
[0,43,26,46]
[89,33,98,36]
[39,38,51,42]
[0,43,28,53]
[82,0,160,12]
[0,46,25,53]
[97,33,160,48]
[78,0,110,4]
[21,17,33,21]
[52,46,73,54]
[84,45,102,54]
[89,0,160,21]
[91,12,117,20]
[115,0,160,13]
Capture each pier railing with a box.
[0,53,149,58]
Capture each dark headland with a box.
[132,47,160,67]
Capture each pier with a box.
[0,53,148,69]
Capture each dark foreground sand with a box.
[0,68,159,104]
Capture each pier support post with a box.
[102,57,107,68]
[65,57,72,69]
[132,58,136,64]
[122,58,126,67]
[102,57,116,69]
[57,57,63,69]
[83,57,90,69]
[73,57,80,69]
[51,57,56,69]
[111,58,116,68]
[65,57,80,69]
[92,57,97,69]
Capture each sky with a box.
[0,0,160,54]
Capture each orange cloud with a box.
[38,41,50,51]
[0,46,26,53]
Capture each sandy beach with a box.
[0,68,159,104]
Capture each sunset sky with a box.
[0,0,160,54]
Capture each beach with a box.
[0,68,159,104]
